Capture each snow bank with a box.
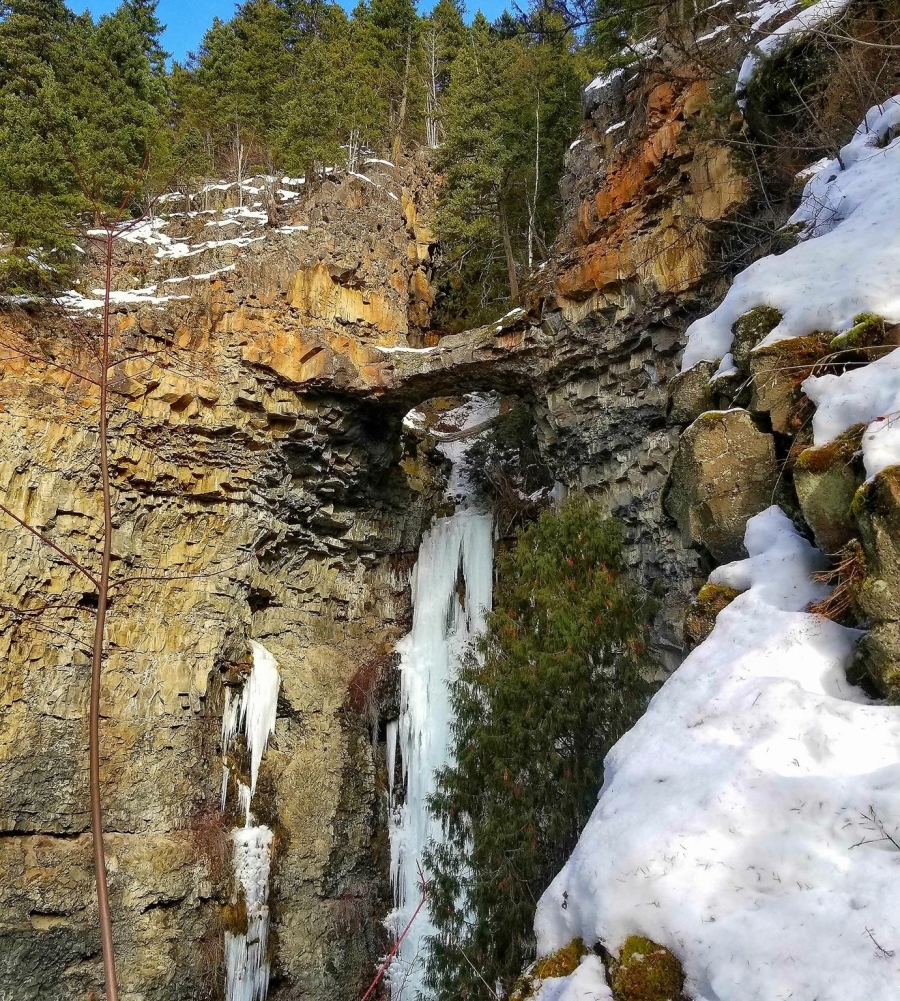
[804,348,900,479]
[535,506,900,1001]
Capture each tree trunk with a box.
[498,197,519,303]
[395,30,413,154]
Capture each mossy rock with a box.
[848,467,900,698]
[611,936,684,1001]
[731,306,782,372]
[849,624,900,703]
[830,313,892,353]
[748,331,833,434]
[852,467,900,622]
[684,582,741,646]
[534,938,589,980]
[510,939,589,1001]
[794,424,866,554]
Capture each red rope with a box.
[360,870,428,1001]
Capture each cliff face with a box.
[0,60,748,1001]
[6,16,893,999]
[0,161,449,1001]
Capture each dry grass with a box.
[809,540,866,623]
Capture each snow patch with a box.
[682,98,900,370]
[535,506,900,1001]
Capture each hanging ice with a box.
[387,395,496,999]
[220,640,281,1001]
[226,826,274,1001]
[222,641,280,795]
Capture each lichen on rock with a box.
[731,306,782,372]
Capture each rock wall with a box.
[0,159,446,1001]
[0,24,852,999]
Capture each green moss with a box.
[509,940,589,1001]
[611,936,684,1001]
[731,306,782,370]
[795,424,866,475]
[684,583,741,646]
[534,939,589,980]
[830,313,886,352]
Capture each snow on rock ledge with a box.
[682,98,900,371]
[681,98,900,477]
[534,506,900,1001]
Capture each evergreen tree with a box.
[354,0,424,150]
[421,0,465,147]
[434,11,582,330]
[0,0,172,292]
[275,34,345,177]
[424,495,657,1000]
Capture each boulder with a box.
[850,467,900,698]
[666,408,778,561]
[794,424,866,554]
[668,359,717,425]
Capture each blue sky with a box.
[70,0,511,63]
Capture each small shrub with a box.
[463,402,553,535]
[809,539,866,624]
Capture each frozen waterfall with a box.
[387,395,496,999]
[221,640,281,1001]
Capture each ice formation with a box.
[387,395,497,998]
[222,640,280,795]
[533,507,900,1001]
[221,641,281,1001]
[226,826,275,1001]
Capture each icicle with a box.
[222,688,240,758]
[240,641,280,795]
[386,719,399,799]
[237,781,253,829]
[387,393,497,1000]
[225,826,273,1001]
[220,640,280,1001]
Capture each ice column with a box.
[221,640,281,1001]
[388,395,496,999]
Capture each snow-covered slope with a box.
[533,508,900,1001]
[683,98,900,478]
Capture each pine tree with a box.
[434,11,582,329]
[354,0,424,151]
[275,34,345,178]
[0,0,82,290]
[424,495,657,1001]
